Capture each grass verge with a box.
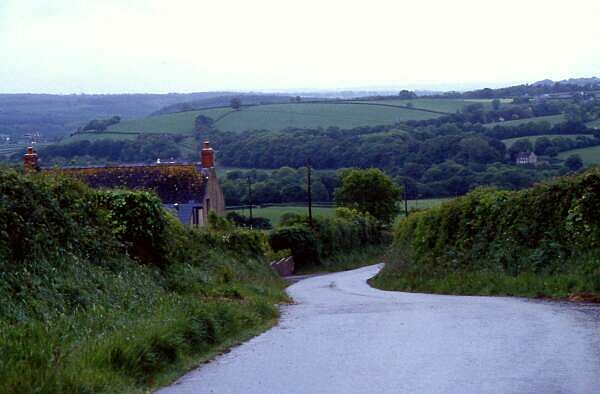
[370,252,600,300]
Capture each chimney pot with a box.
[23,146,39,171]
[201,141,215,168]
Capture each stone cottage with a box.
[28,141,225,227]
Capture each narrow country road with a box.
[158,264,600,394]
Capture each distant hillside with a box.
[0,92,232,138]
[63,100,447,141]
[534,77,600,87]
[151,94,312,116]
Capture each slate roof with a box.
[53,163,207,204]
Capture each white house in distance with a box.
[515,151,538,165]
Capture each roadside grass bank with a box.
[371,169,600,299]
[371,254,600,299]
[0,168,287,393]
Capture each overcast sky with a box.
[1,0,599,94]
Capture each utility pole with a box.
[307,159,313,228]
[247,175,253,229]
[404,181,409,218]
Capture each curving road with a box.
[158,264,600,394]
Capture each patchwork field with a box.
[64,101,446,142]
[501,134,593,147]
[557,145,600,165]
[485,114,566,128]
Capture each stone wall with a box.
[270,256,295,277]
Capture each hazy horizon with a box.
[1,0,599,94]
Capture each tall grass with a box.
[0,168,287,393]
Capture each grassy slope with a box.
[501,134,593,147]
[359,98,496,113]
[485,114,566,128]
[557,145,600,165]
[92,102,444,135]
[213,102,441,132]
[107,107,232,134]
[0,169,286,393]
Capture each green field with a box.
[232,206,336,225]
[211,102,441,132]
[357,98,479,113]
[501,134,593,147]
[85,101,445,137]
[485,114,566,128]
[107,107,232,134]
[557,145,600,165]
[232,198,452,225]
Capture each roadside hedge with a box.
[269,208,386,269]
[374,168,600,296]
[0,167,286,393]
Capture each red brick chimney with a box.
[23,147,39,171]
[201,141,215,168]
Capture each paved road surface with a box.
[158,264,600,394]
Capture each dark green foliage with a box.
[375,168,600,296]
[220,167,337,205]
[230,97,242,110]
[335,168,401,224]
[227,212,272,229]
[96,189,171,267]
[0,169,118,265]
[565,155,583,171]
[269,225,320,267]
[0,167,286,393]
[269,208,386,270]
[194,115,214,132]
[39,133,190,164]
[82,116,121,132]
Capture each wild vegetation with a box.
[265,169,398,271]
[0,167,287,393]
[372,168,600,298]
[268,208,387,270]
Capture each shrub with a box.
[269,209,386,270]
[0,167,286,393]
[376,167,600,296]
[269,226,320,267]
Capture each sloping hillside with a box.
[62,100,449,143]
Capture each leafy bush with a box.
[96,189,171,267]
[269,208,387,270]
[0,167,286,393]
[269,225,320,267]
[375,168,600,296]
